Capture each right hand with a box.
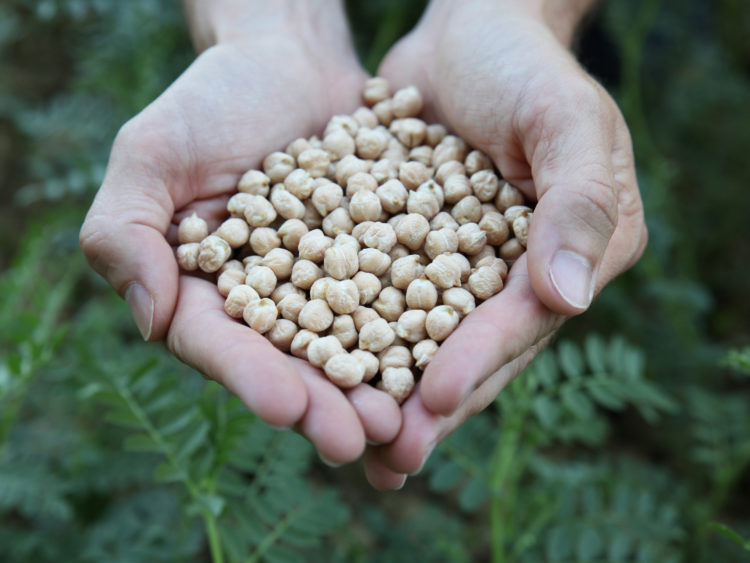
[79,16,402,465]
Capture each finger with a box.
[363,447,408,491]
[168,275,308,429]
[420,255,564,415]
[344,384,403,445]
[292,363,366,465]
[380,341,545,475]
[519,82,622,315]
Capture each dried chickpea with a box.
[349,190,382,223]
[309,276,334,301]
[353,306,380,331]
[358,248,391,276]
[198,235,231,273]
[464,149,493,176]
[243,255,264,272]
[243,194,277,227]
[351,220,374,242]
[512,214,531,247]
[178,212,208,244]
[451,195,483,225]
[355,127,388,159]
[217,268,246,297]
[335,154,370,186]
[324,352,365,388]
[399,161,430,190]
[263,152,295,183]
[245,265,277,297]
[290,329,319,360]
[441,287,476,316]
[379,345,413,371]
[216,218,250,248]
[333,233,360,252]
[408,145,433,167]
[243,298,278,334]
[227,192,253,218]
[350,349,379,382]
[495,182,525,211]
[499,238,525,262]
[249,227,281,256]
[325,115,359,137]
[370,158,399,184]
[363,76,390,105]
[311,182,343,216]
[424,228,459,260]
[380,367,414,404]
[285,138,312,160]
[218,259,244,275]
[407,186,440,219]
[430,211,459,231]
[307,335,344,368]
[297,148,331,178]
[361,222,397,253]
[376,178,408,214]
[322,207,354,237]
[468,265,504,300]
[474,255,509,279]
[442,174,472,204]
[326,279,360,315]
[323,244,358,280]
[425,305,460,342]
[224,285,260,318]
[388,242,411,263]
[405,278,438,310]
[176,243,199,271]
[470,170,501,202]
[435,160,466,185]
[468,245,496,268]
[433,140,466,169]
[457,223,488,255]
[390,254,424,290]
[412,339,439,369]
[448,252,472,283]
[237,169,271,196]
[323,129,355,161]
[277,293,307,323]
[391,117,426,147]
[424,254,462,289]
[395,309,428,343]
[297,229,333,263]
[270,282,304,304]
[298,299,334,333]
[352,106,379,129]
[504,205,532,223]
[284,168,315,199]
[277,218,308,252]
[262,248,294,280]
[302,198,324,229]
[392,85,423,118]
[372,99,394,126]
[291,259,323,290]
[359,317,396,352]
[373,286,406,322]
[266,319,298,352]
[331,315,358,348]
[346,171,378,197]
[479,211,510,246]
[394,213,430,250]
[352,271,382,304]
[425,123,447,147]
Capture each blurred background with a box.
[1,0,749,561]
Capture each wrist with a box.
[182,0,351,53]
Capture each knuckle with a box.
[569,175,619,239]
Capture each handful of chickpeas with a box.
[175,79,532,404]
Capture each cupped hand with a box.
[79,24,402,465]
[365,0,647,488]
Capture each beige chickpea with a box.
[283,168,315,200]
[474,255,509,280]
[395,309,428,343]
[324,352,365,388]
[227,192,253,218]
[325,115,359,137]
[495,181,525,211]
[333,232,360,252]
[412,339,439,369]
[245,265,277,297]
[363,76,390,105]
[237,169,271,196]
[309,276,334,301]
[266,319,298,352]
[224,285,260,318]
[348,190,382,223]
[408,145,433,167]
[372,98,394,126]
[399,161,430,190]
[198,235,232,273]
[307,335,344,368]
[435,160,466,185]
[405,278,438,310]
[297,148,331,179]
[390,117,426,148]
[392,85,423,118]
[352,306,380,331]
[350,349,379,382]
[277,218,308,252]
[326,279,360,315]
[290,329,319,360]
[468,244,496,268]
[373,286,406,322]
[334,154,369,186]
[261,248,294,280]
[331,315,358,349]
[262,152,295,183]
[433,141,466,169]
[393,213,430,251]
[451,195,483,225]
[243,298,278,334]
[464,149,493,176]
[425,305,460,342]
[243,194,277,227]
[382,137,409,163]
[216,218,250,248]
[352,271,381,304]
[469,170,501,202]
[424,228,459,260]
[297,229,333,263]
[504,205,532,224]
[457,223,488,255]
[277,293,307,323]
[298,299,334,333]
[370,158,399,184]
[358,317,396,352]
[176,243,200,271]
[352,106,379,129]
[291,259,323,290]
[285,138,312,160]
[178,212,208,244]
[249,227,281,257]
[448,252,472,283]
[376,179,408,214]
[323,242,358,280]
[441,287,476,316]
[361,222,397,253]
[355,127,388,159]
[388,243,411,263]
[357,248,391,276]
[512,214,531,247]
[442,174,472,204]
[352,221,374,243]
[218,259,244,275]
[430,211,459,231]
[468,266,504,300]
[311,182,343,216]
[406,186,440,219]
[479,211,510,246]
[390,255,424,290]
[499,238,525,262]
[322,208,354,237]
[379,345,413,372]
[425,123,447,147]
[270,282,304,304]
[323,129,355,161]
[380,367,415,404]
[242,255,264,272]
[302,198,324,229]
[424,254,462,289]
[217,268,246,297]
[345,171,378,197]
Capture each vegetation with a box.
[1,0,749,560]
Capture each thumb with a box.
[80,133,179,340]
[521,93,619,315]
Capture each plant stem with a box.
[205,512,225,563]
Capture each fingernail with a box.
[394,476,407,490]
[125,282,154,341]
[366,440,382,446]
[412,441,437,475]
[319,454,342,468]
[549,250,595,310]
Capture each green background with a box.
[1,0,749,561]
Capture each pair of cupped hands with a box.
[79,2,646,490]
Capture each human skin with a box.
[363,0,647,489]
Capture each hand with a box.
[79,6,402,465]
[364,0,647,488]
